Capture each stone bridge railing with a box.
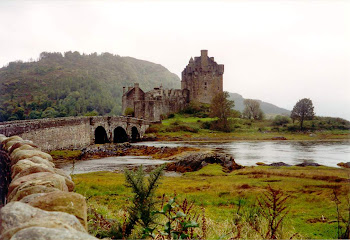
[0,116,150,151]
[0,134,98,240]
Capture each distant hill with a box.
[229,93,290,117]
[0,51,180,121]
[0,51,290,122]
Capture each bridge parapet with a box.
[0,116,150,151]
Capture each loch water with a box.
[134,140,350,167]
[61,141,350,174]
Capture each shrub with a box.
[166,125,199,133]
[201,121,212,129]
[123,165,165,237]
[287,125,299,132]
[145,124,162,133]
[124,107,134,117]
[167,113,175,118]
[180,101,210,117]
[143,197,200,239]
[272,115,291,126]
[210,119,234,132]
[84,110,99,116]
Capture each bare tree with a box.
[290,98,315,130]
[243,99,264,120]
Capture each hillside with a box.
[0,52,180,121]
[0,51,290,122]
[229,93,290,116]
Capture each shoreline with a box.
[52,140,350,173]
[142,138,350,143]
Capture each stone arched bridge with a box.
[0,116,150,151]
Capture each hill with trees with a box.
[0,51,291,122]
[0,51,180,121]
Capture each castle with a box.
[122,50,224,121]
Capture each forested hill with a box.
[0,51,180,121]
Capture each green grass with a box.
[50,150,82,159]
[162,115,214,126]
[74,165,350,239]
[146,114,350,141]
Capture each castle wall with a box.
[123,86,189,122]
[122,50,223,121]
[122,83,145,115]
[181,50,224,104]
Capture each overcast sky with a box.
[0,0,349,119]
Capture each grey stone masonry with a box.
[122,50,224,121]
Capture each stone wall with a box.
[0,116,150,151]
[123,85,190,122]
[122,50,224,121]
[133,87,189,121]
[0,134,98,240]
[181,49,224,104]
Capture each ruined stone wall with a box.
[122,83,145,115]
[0,134,97,240]
[130,87,189,121]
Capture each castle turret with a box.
[201,50,208,71]
[181,50,224,104]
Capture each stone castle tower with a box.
[181,50,224,104]
[122,50,224,121]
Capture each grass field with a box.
[145,114,350,141]
[73,165,350,239]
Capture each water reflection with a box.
[134,141,350,167]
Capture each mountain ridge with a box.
[229,92,290,116]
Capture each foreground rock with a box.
[7,172,69,202]
[167,151,242,172]
[21,191,87,229]
[11,227,96,240]
[0,202,87,240]
[296,162,321,167]
[0,135,97,239]
[268,162,291,167]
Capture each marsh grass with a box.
[50,149,82,159]
[74,165,350,239]
[146,114,350,141]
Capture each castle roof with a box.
[182,50,224,76]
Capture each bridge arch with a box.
[95,126,110,144]
[113,127,128,143]
[131,126,140,142]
